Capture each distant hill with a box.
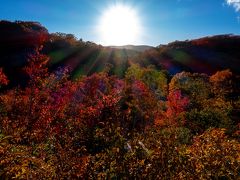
[133,34,240,75]
[109,45,153,52]
[0,20,240,87]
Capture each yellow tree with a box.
[184,128,240,179]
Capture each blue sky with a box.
[0,0,240,46]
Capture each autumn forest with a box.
[0,21,240,179]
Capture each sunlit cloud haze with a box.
[226,0,240,11]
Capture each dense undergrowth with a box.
[0,49,240,179]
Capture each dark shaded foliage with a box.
[135,34,240,75]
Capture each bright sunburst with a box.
[98,4,141,46]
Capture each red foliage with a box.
[123,79,159,130]
[0,49,239,178]
[0,68,9,86]
[155,90,189,127]
[166,90,189,117]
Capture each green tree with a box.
[125,64,168,99]
[169,71,211,109]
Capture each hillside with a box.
[134,34,240,75]
[0,21,141,85]
[1,21,240,87]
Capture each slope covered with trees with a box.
[0,21,141,87]
[0,20,240,178]
[1,21,240,87]
[135,34,240,75]
[0,49,239,179]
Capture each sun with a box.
[98,4,141,46]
